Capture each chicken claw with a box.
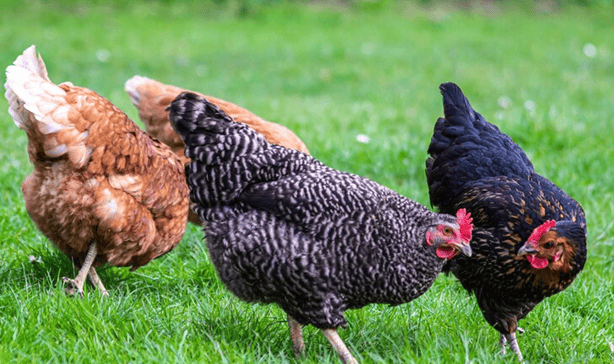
[499,332,523,361]
[62,242,98,297]
[87,267,109,297]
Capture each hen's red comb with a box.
[456,208,473,243]
[527,220,556,246]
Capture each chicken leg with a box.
[62,242,98,297]
[321,328,359,364]
[499,332,523,361]
[287,315,305,356]
[87,267,109,297]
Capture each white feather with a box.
[45,143,68,158]
[124,75,152,105]
[5,57,68,135]
[36,98,59,115]
[41,81,66,97]
[12,45,50,82]
[5,46,93,167]
[38,115,69,134]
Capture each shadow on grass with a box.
[0,223,216,296]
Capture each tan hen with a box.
[5,46,189,296]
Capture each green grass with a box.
[1,1,614,363]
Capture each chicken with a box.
[168,92,474,363]
[124,75,309,226]
[124,75,309,158]
[4,46,189,297]
[425,83,587,361]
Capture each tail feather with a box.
[124,75,151,105]
[430,82,533,173]
[440,82,478,124]
[125,75,181,107]
[426,82,535,211]
[5,46,90,168]
[428,83,485,158]
[126,75,310,157]
[11,45,50,81]
[169,92,268,164]
[6,64,68,134]
[169,92,273,207]
[4,45,53,129]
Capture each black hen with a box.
[169,92,473,363]
[426,83,587,361]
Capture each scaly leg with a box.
[506,332,523,361]
[287,315,305,357]
[499,333,507,355]
[87,267,109,297]
[321,328,359,364]
[499,329,524,351]
[500,332,523,361]
[63,242,98,298]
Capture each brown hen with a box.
[4,46,189,296]
[124,75,310,158]
[124,75,309,225]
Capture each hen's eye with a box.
[442,226,453,236]
[543,241,554,249]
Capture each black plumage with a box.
[426,82,587,361]
[169,92,473,363]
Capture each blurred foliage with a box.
[2,0,614,18]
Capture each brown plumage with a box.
[124,75,309,225]
[4,46,189,296]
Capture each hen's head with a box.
[426,209,474,259]
[518,220,586,271]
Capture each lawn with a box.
[1,1,613,363]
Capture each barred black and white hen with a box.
[169,92,473,363]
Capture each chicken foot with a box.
[321,328,359,364]
[287,315,305,356]
[499,332,523,361]
[62,242,98,297]
[67,254,109,297]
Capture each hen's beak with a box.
[430,233,473,257]
[518,243,539,256]
[460,244,472,257]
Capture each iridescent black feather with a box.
[426,83,587,354]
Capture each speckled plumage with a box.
[124,76,309,226]
[169,92,469,361]
[426,83,587,360]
